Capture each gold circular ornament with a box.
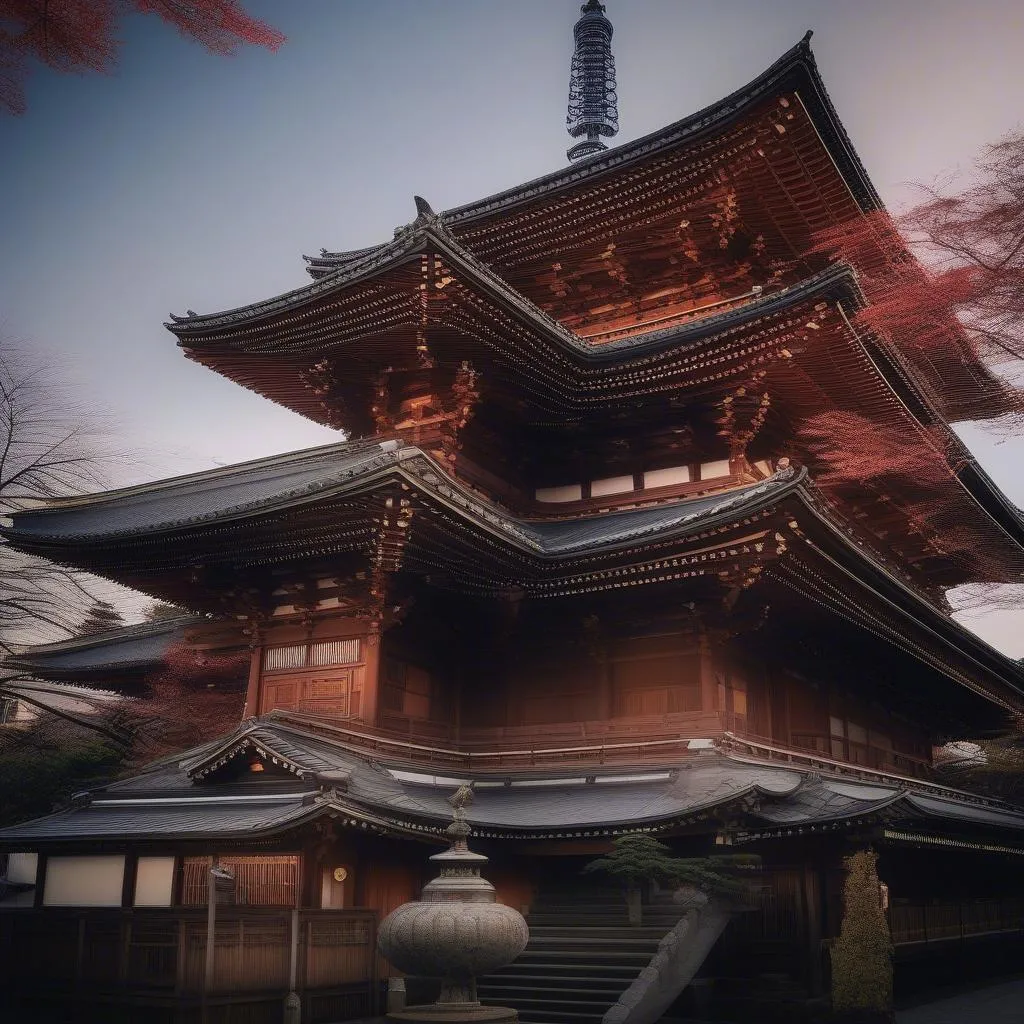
[332,866,348,883]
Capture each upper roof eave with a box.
[441,32,882,227]
[169,212,861,361]
[165,231,426,336]
[3,616,197,678]
[789,483,1024,708]
[305,36,879,273]
[0,442,803,554]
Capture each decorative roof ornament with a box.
[394,195,445,240]
[566,0,619,162]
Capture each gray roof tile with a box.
[4,438,795,556]
[7,618,195,676]
[5,721,1023,845]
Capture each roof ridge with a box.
[443,33,879,225]
[7,615,196,657]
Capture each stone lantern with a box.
[378,785,529,1022]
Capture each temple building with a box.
[3,19,1024,1024]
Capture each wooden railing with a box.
[277,709,724,770]
[272,711,949,792]
[888,899,1024,947]
[789,731,931,779]
[459,711,729,749]
[0,906,377,1020]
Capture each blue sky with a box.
[1,0,1022,646]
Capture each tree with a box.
[830,849,894,1023]
[78,598,125,634]
[1,0,284,115]
[810,128,1024,416]
[934,718,1024,803]
[0,712,123,826]
[582,834,759,925]
[802,129,1024,588]
[0,343,110,656]
[143,600,187,622]
[119,641,248,763]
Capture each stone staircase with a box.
[477,884,692,1024]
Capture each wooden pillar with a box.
[121,853,138,908]
[243,646,262,719]
[698,627,718,715]
[596,646,613,721]
[803,862,824,995]
[33,853,47,908]
[361,628,382,728]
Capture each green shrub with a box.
[582,834,759,898]
[831,849,893,1017]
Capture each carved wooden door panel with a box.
[259,668,363,718]
[298,672,354,717]
[261,680,298,714]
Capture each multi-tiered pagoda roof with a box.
[154,35,1022,600]
[3,31,1024,802]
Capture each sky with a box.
[1,0,1023,647]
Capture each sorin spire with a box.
[566,0,619,162]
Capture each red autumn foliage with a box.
[796,131,1024,588]
[796,411,1011,580]
[1,0,283,114]
[798,411,953,491]
[809,129,1024,426]
[124,641,247,763]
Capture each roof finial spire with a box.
[566,0,619,162]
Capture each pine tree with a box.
[143,601,186,622]
[77,599,124,635]
[582,834,759,924]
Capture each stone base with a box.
[387,1004,518,1023]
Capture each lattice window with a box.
[310,638,360,667]
[181,855,299,907]
[263,639,360,673]
[264,644,306,672]
[308,919,372,947]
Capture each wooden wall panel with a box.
[360,861,419,919]
[609,637,701,718]
[258,667,364,719]
[488,869,535,916]
[461,632,706,732]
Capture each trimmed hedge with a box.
[830,849,894,1022]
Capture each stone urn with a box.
[378,785,529,1022]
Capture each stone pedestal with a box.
[387,1006,517,1022]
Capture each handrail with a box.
[721,732,1009,806]
[270,710,711,768]
[257,713,1015,809]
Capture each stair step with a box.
[478,983,625,996]
[516,950,651,958]
[528,937,661,948]
[511,1013,606,1023]
[487,965,641,979]
[528,926,667,938]
[474,885,699,1023]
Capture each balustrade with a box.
[0,906,377,1018]
[887,898,1024,947]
